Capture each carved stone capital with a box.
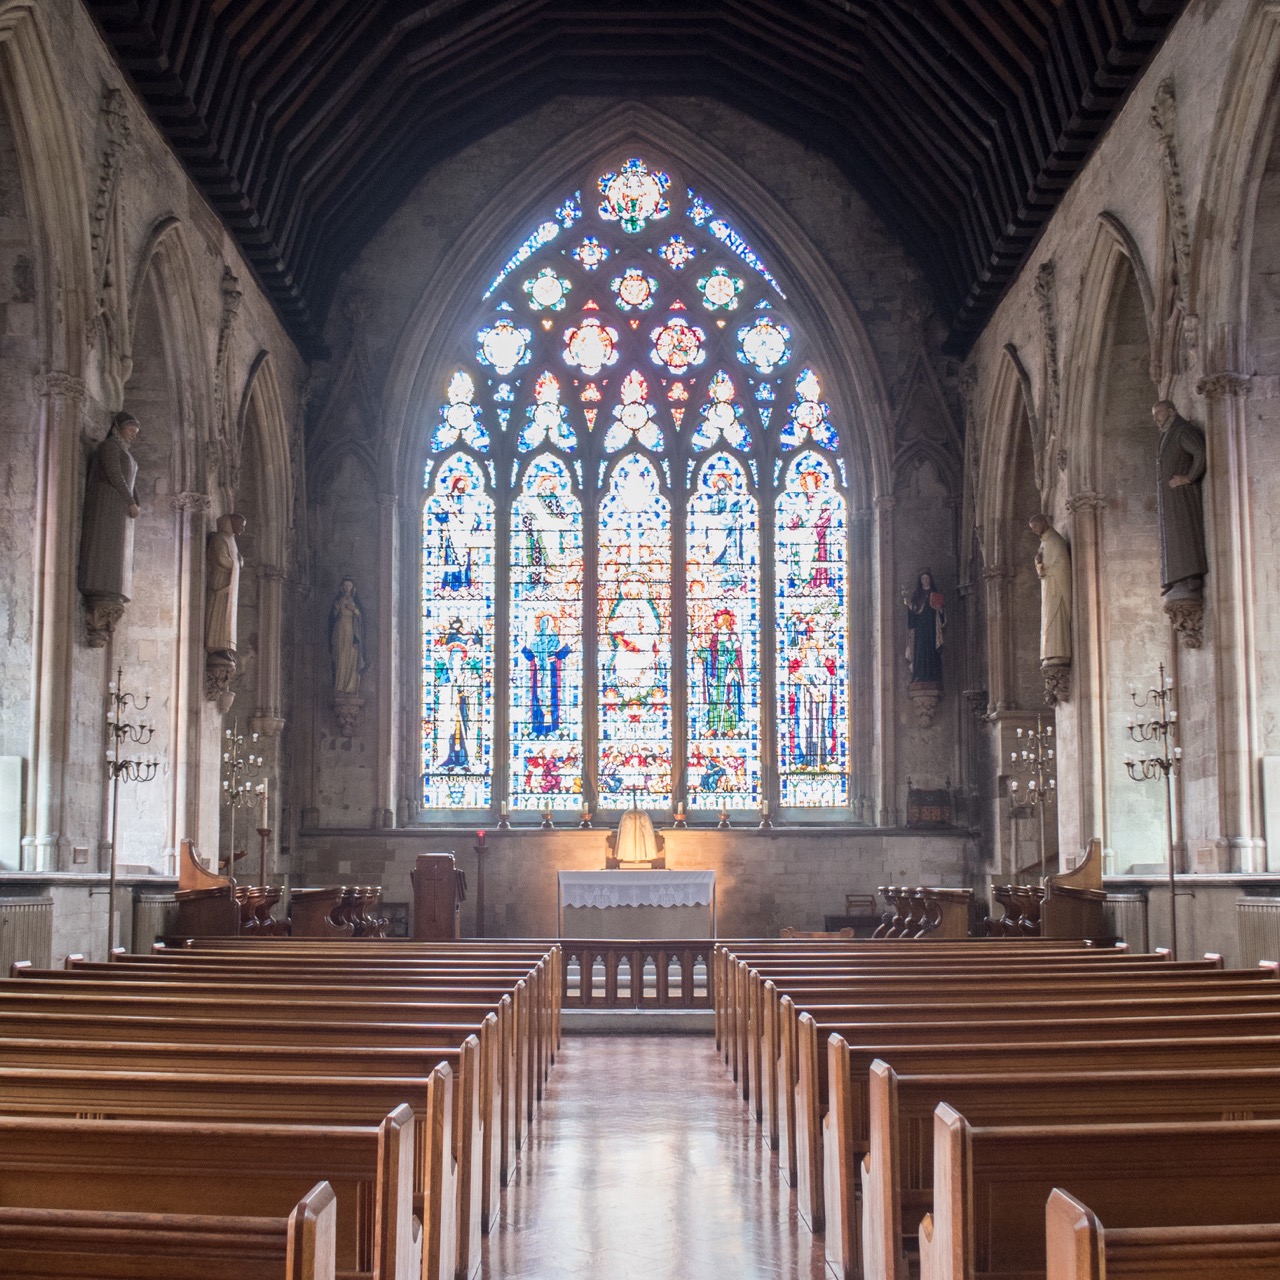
[83,594,125,647]
[257,564,288,583]
[874,495,895,512]
[204,653,237,708]
[980,563,1012,583]
[908,683,942,728]
[1164,596,1205,649]
[251,714,287,739]
[1041,662,1072,706]
[963,688,990,720]
[333,693,365,738]
[36,372,86,400]
[378,492,400,512]
[1195,372,1252,400]
[172,491,211,513]
[1066,491,1106,513]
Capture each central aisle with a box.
[482,1032,829,1280]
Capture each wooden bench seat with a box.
[0,1181,336,1280]
[801,1023,1280,1236]
[0,1109,417,1280]
[857,1061,1280,1280]
[0,1063,458,1280]
[1045,1188,1280,1280]
[0,1036,480,1280]
[918,1108,1280,1280]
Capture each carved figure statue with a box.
[1152,400,1207,597]
[904,570,945,687]
[1029,514,1071,665]
[205,513,246,658]
[78,411,141,604]
[330,577,366,696]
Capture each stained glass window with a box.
[421,453,495,808]
[421,155,855,818]
[510,454,584,809]
[687,455,761,808]
[776,452,849,806]
[598,455,672,806]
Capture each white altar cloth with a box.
[557,870,716,938]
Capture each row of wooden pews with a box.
[715,931,1280,1280]
[0,932,560,1280]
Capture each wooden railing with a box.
[559,939,714,1009]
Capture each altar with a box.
[557,870,716,939]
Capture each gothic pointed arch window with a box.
[420,155,854,816]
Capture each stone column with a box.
[252,565,288,738]
[171,491,210,856]
[847,508,874,819]
[1065,490,1107,863]
[874,495,898,826]
[374,492,398,828]
[981,561,1014,711]
[24,371,86,871]
[1197,370,1265,871]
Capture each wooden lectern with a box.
[412,853,465,940]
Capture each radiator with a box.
[1104,893,1148,952]
[133,894,178,952]
[0,897,53,973]
[1237,897,1280,968]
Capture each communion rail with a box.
[559,938,714,1009]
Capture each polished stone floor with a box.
[481,1033,829,1280]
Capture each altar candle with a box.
[500,801,508,817]
[762,800,769,817]
[676,802,684,817]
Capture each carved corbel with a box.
[1041,663,1072,706]
[1195,372,1252,400]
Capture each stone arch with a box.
[109,218,215,862]
[235,352,293,739]
[0,1,95,867]
[383,101,893,511]
[975,348,1044,715]
[1189,5,1280,870]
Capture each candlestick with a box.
[717,806,730,830]
[541,806,554,830]
[579,808,592,830]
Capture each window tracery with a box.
[421,156,853,816]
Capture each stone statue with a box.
[904,569,945,685]
[78,410,141,645]
[329,577,365,696]
[1029,513,1072,703]
[903,569,945,726]
[1152,400,1207,646]
[205,513,246,659]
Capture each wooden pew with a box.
[857,1061,1280,1280]
[0,1181,337,1280]
[918,1107,1280,1280]
[0,1036,480,1280]
[12,969,525,1205]
[1045,1188,1280,1280]
[0,1108,417,1280]
[0,1063,457,1280]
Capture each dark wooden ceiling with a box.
[85,0,1184,355]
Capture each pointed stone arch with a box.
[236,352,294,737]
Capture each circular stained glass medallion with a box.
[736,316,791,374]
[563,317,620,376]
[477,320,532,375]
[650,316,707,374]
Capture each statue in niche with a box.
[330,577,366,696]
[1029,513,1072,704]
[205,513,246,659]
[203,513,245,708]
[904,569,945,726]
[1151,400,1207,647]
[78,410,141,646]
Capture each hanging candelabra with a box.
[105,666,159,953]
[1008,715,1056,880]
[221,719,264,880]
[1125,662,1182,958]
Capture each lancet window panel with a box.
[509,453,585,809]
[417,154,857,816]
[420,452,496,809]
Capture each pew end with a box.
[1045,1189,1102,1280]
